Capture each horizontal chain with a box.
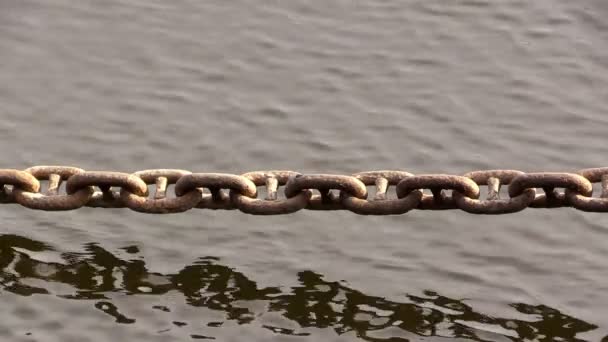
[0,166,606,215]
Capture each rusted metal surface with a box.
[2,165,608,214]
[454,170,535,214]
[14,166,93,211]
[284,174,368,211]
[232,171,311,215]
[343,171,422,215]
[566,168,608,212]
[509,173,592,209]
[396,174,480,210]
[120,169,200,214]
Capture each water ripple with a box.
[0,234,599,341]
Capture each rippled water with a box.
[1,0,608,341]
[0,234,598,341]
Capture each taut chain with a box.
[1,166,607,215]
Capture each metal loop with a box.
[352,171,413,193]
[66,171,148,196]
[14,187,94,211]
[120,169,201,214]
[566,168,608,212]
[283,174,367,210]
[463,170,525,185]
[175,173,257,210]
[175,173,257,197]
[66,171,148,208]
[13,166,93,211]
[0,169,40,193]
[509,172,593,208]
[397,175,480,198]
[284,174,367,199]
[24,165,86,179]
[396,174,480,210]
[342,171,423,215]
[132,169,191,184]
[577,167,608,182]
[509,173,593,197]
[231,171,312,215]
[455,170,535,214]
[453,189,536,214]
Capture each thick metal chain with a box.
[1,166,607,215]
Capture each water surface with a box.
[1,0,608,341]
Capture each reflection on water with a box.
[0,234,599,341]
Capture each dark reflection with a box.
[0,234,600,341]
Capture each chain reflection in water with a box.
[0,234,600,341]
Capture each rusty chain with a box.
[0,166,607,215]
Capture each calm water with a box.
[1,1,608,341]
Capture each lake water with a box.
[1,1,608,341]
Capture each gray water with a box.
[1,1,608,341]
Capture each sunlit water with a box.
[1,0,608,341]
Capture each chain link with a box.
[175,173,257,210]
[120,169,200,213]
[453,170,536,214]
[396,174,480,210]
[566,167,608,212]
[343,171,422,215]
[14,166,93,211]
[1,166,608,214]
[509,173,592,208]
[284,174,367,210]
[66,171,148,208]
[231,171,312,215]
